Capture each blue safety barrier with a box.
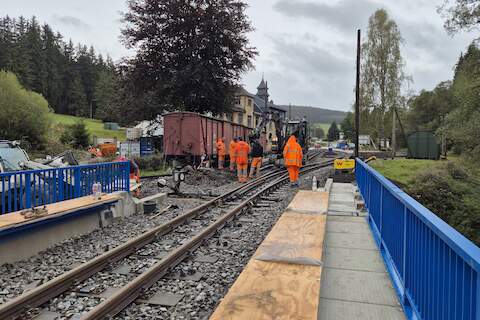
[356,159,480,320]
[0,162,130,215]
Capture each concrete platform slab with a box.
[326,221,371,234]
[318,298,405,320]
[327,203,356,213]
[326,216,366,223]
[320,268,399,306]
[322,247,385,272]
[324,230,378,250]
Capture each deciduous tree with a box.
[360,9,407,143]
[121,0,257,115]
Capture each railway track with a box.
[0,159,334,320]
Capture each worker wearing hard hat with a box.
[229,137,238,171]
[249,138,263,178]
[216,137,226,169]
[283,133,303,187]
[235,137,250,183]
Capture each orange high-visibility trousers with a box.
[287,166,300,183]
[249,157,262,178]
[237,163,248,182]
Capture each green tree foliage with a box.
[341,112,355,141]
[439,0,480,34]
[446,43,480,157]
[0,16,116,117]
[0,70,51,145]
[60,121,90,148]
[360,9,407,142]
[327,122,340,141]
[121,0,257,115]
[407,162,480,246]
[313,127,325,139]
[406,81,454,132]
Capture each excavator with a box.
[249,104,309,164]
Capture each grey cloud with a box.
[52,15,90,29]
[268,34,352,77]
[274,0,379,33]
[264,34,354,108]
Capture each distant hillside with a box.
[281,105,347,124]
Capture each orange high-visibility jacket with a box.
[229,141,238,159]
[217,139,226,156]
[235,141,250,165]
[283,135,303,167]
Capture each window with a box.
[235,98,241,105]
[247,115,252,128]
[227,113,233,122]
[238,113,243,124]
[247,99,252,107]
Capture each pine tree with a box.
[327,122,340,142]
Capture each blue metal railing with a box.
[0,162,130,214]
[356,159,480,320]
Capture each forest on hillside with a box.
[0,16,116,119]
[281,105,346,123]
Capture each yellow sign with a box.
[334,159,355,170]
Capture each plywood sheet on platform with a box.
[210,260,321,320]
[210,199,327,320]
[287,190,328,214]
[256,213,326,262]
[0,194,120,229]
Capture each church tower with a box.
[257,76,269,104]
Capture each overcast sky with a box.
[2,0,478,111]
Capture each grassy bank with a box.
[50,113,126,141]
[369,157,480,246]
[369,158,440,185]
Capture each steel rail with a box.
[0,167,288,320]
[82,161,333,319]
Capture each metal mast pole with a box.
[355,29,361,159]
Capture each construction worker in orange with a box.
[283,133,303,187]
[249,138,263,178]
[235,137,250,182]
[229,137,238,171]
[216,137,226,169]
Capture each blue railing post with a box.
[59,170,65,201]
[25,172,32,209]
[74,167,81,198]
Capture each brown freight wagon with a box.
[163,112,266,165]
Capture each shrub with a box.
[133,155,165,170]
[406,163,480,246]
[60,121,90,148]
[0,70,51,146]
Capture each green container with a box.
[407,131,440,160]
[103,122,120,131]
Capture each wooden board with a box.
[0,194,120,229]
[287,190,329,214]
[210,260,321,320]
[210,202,327,320]
[256,213,325,262]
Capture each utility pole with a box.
[355,29,361,159]
[391,108,396,159]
